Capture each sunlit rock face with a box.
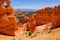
[36,7,53,26]
[26,5,60,32]
[26,14,37,32]
[0,14,9,27]
[0,0,18,36]
[36,5,60,28]
[34,22,52,33]
[8,13,17,25]
[0,5,6,14]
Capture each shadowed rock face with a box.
[0,0,18,36]
[6,0,10,6]
[0,0,4,5]
[6,5,13,15]
[22,16,29,24]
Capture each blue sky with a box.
[9,0,60,9]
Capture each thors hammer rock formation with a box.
[0,0,18,36]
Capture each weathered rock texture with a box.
[36,5,60,28]
[24,5,60,32]
[0,0,17,36]
[27,14,37,32]
[22,16,29,23]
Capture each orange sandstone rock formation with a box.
[6,0,10,6]
[22,16,29,23]
[0,0,18,36]
[6,5,13,15]
[0,5,6,14]
[0,0,4,5]
[26,14,37,32]
[36,6,60,28]
[26,5,60,32]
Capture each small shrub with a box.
[11,38,16,40]
[17,16,24,23]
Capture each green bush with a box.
[17,16,24,23]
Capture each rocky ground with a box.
[0,28,60,40]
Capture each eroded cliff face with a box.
[0,0,18,36]
[53,6,60,27]
[36,5,60,28]
[36,7,53,26]
[23,5,60,32]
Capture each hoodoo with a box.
[26,5,60,32]
[0,0,18,36]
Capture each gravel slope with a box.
[0,28,60,40]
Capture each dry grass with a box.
[15,28,60,40]
[0,28,60,40]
